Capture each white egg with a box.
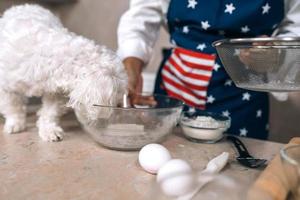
[138,143,172,174]
[157,159,195,197]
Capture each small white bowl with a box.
[180,110,231,143]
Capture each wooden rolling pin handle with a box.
[247,137,300,200]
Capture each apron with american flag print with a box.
[154,0,284,139]
[161,47,216,109]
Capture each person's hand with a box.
[271,92,288,101]
[123,57,157,107]
[239,35,281,73]
[123,57,143,94]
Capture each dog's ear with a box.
[67,77,110,108]
[68,75,127,120]
[68,46,128,117]
[67,72,127,108]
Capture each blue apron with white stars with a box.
[154,0,284,139]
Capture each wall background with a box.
[0,0,299,143]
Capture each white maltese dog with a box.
[0,4,128,141]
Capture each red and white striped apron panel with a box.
[161,47,216,109]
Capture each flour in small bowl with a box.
[181,116,226,129]
[180,115,230,143]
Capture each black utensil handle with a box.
[227,135,251,157]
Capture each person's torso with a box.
[167,0,284,54]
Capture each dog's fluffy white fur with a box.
[0,4,128,141]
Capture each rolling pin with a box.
[247,137,300,200]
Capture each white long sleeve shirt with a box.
[117,0,300,64]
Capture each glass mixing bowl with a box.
[280,145,300,199]
[213,37,300,92]
[76,94,184,150]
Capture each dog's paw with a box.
[3,118,26,134]
[39,126,64,142]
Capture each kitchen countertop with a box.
[0,113,283,200]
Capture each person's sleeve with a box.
[276,0,300,36]
[271,0,300,102]
[117,0,164,64]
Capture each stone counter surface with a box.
[0,115,283,200]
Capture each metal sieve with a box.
[213,37,300,92]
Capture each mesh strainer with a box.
[213,37,300,92]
